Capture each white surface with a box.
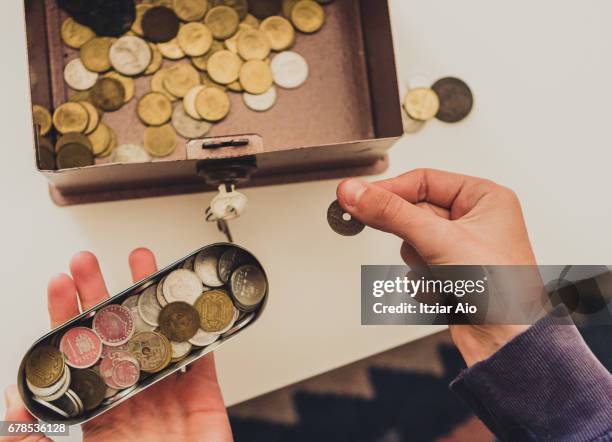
[1,0,612,435]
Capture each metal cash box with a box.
[24,0,403,206]
[17,243,268,425]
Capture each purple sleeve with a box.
[449,310,612,441]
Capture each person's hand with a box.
[337,168,537,366]
[3,249,232,442]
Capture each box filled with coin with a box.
[18,243,268,424]
[24,0,402,205]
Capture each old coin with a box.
[70,369,106,411]
[137,284,163,326]
[157,276,169,307]
[64,58,98,91]
[61,17,95,49]
[401,108,425,134]
[195,87,231,121]
[211,0,248,18]
[164,64,201,98]
[54,389,82,417]
[110,144,151,163]
[110,358,140,388]
[151,68,178,101]
[27,366,70,401]
[90,77,126,112]
[57,143,95,169]
[217,306,239,334]
[143,124,177,156]
[237,29,271,60]
[37,138,56,170]
[158,302,200,342]
[218,247,252,283]
[80,101,100,135]
[104,72,135,102]
[191,40,224,71]
[172,103,212,139]
[137,92,173,126]
[188,328,220,346]
[53,102,89,134]
[403,87,440,121]
[163,269,204,304]
[260,16,295,51]
[243,85,277,111]
[240,60,273,94]
[271,51,308,89]
[224,23,247,53]
[25,346,65,388]
[60,327,103,369]
[109,36,152,76]
[291,0,324,33]
[80,37,116,73]
[99,350,136,388]
[201,71,228,90]
[182,255,196,271]
[142,6,180,43]
[194,247,225,287]
[144,44,163,75]
[327,199,365,236]
[194,289,235,332]
[207,50,242,84]
[249,0,282,19]
[170,340,192,361]
[158,38,186,60]
[230,264,267,311]
[92,304,135,346]
[183,85,206,119]
[131,4,153,36]
[174,0,210,21]
[127,331,172,373]
[122,295,156,333]
[177,22,213,57]
[241,13,260,28]
[56,132,92,153]
[32,105,52,136]
[205,6,240,40]
[431,77,474,123]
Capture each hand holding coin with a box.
[3,249,232,442]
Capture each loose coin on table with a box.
[61,17,95,49]
[327,200,365,236]
[207,50,242,84]
[260,16,295,51]
[90,78,126,112]
[158,38,186,60]
[240,60,273,94]
[172,103,212,139]
[164,64,201,98]
[104,72,136,103]
[141,6,180,43]
[271,51,309,89]
[403,87,440,122]
[205,5,240,40]
[431,77,474,123]
[195,87,231,121]
[177,22,213,57]
[56,143,95,169]
[401,107,425,134]
[80,102,100,135]
[80,37,116,73]
[110,144,151,163]
[173,0,210,22]
[237,29,271,60]
[137,92,173,126]
[243,85,277,111]
[109,36,152,76]
[183,85,206,119]
[64,58,98,91]
[53,102,89,134]
[143,124,177,156]
[211,0,248,19]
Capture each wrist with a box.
[450,324,529,367]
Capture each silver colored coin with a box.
[215,306,238,335]
[102,384,137,406]
[156,276,169,307]
[188,328,220,347]
[182,256,196,270]
[109,36,152,76]
[122,295,156,332]
[110,144,151,163]
[271,51,308,89]
[194,247,225,287]
[217,247,252,283]
[171,103,212,139]
[230,264,267,311]
[243,86,277,112]
[29,366,70,401]
[32,396,69,418]
[54,389,81,418]
[137,284,162,326]
[183,85,206,120]
[65,388,84,416]
[170,340,192,359]
[64,58,98,91]
[401,108,425,134]
[163,269,204,304]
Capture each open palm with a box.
[3,248,233,442]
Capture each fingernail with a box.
[342,179,367,207]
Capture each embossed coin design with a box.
[194,247,225,287]
[92,304,135,346]
[230,264,267,311]
[137,284,163,326]
[127,331,171,373]
[194,289,235,332]
[158,302,200,342]
[60,327,103,369]
[25,346,65,388]
[327,200,365,236]
[163,269,204,304]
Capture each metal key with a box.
[205,184,248,222]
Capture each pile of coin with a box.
[401,76,474,134]
[32,0,332,170]
[23,244,267,419]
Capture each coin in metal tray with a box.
[59,326,103,369]
[32,396,69,418]
[25,346,65,389]
[137,284,162,327]
[70,369,106,411]
[158,302,200,342]
[188,328,220,347]
[230,264,267,311]
[93,305,135,346]
[194,289,235,332]
[127,331,172,373]
[182,255,196,270]
[28,367,71,402]
[170,340,192,361]
[218,247,253,283]
[122,295,156,333]
[194,247,225,287]
[327,200,365,236]
[156,276,169,307]
[163,269,204,304]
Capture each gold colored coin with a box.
[131,4,153,36]
[207,50,242,84]
[177,22,213,57]
[98,128,117,158]
[239,59,273,94]
[194,289,235,333]
[157,38,186,60]
[144,43,163,75]
[237,28,271,60]
[211,0,248,19]
[291,0,325,33]
[143,124,177,157]
[80,37,116,73]
[205,6,240,40]
[25,346,65,388]
[195,87,230,121]
[261,16,295,51]
[241,13,260,28]
[201,72,228,90]
[104,72,135,103]
[151,68,178,101]
[403,87,440,121]
[68,90,91,103]
[53,102,89,134]
[283,0,300,18]
[127,331,172,373]
[80,101,100,134]
[137,92,173,126]
[173,0,210,21]
[56,132,92,153]
[164,64,201,98]
[223,23,249,54]
[90,77,126,112]
[227,80,243,92]
[61,17,95,49]
[32,105,52,136]
[191,40,224,71]
[88,123,111,156]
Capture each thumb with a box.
[337,179,447,257]
[4,385,35,423]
